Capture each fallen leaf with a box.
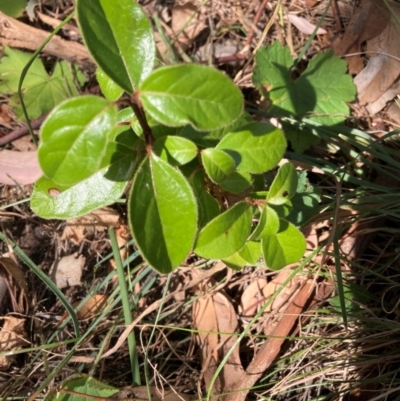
[171,2,206,49]
[332,0,390,74]
[262,270,301,313]
[61,207,120,245]
[239,270,305,337]
[50,254,85,289]
[212,292,244,391]
[74,294,108,320]
[365,81,400,115]
[192,267,244,399]
[58,294,108,325]
[0,256,28,313]
[11,135,37,152]
[305,0,319,7]
[286,14,327,35]
[193,283,222,400]
[355,5,400,105]
[0,149,42,185]
[240,278,268,318]
[0,316,28,368]
[0,104,12,124]
[387,100,400,125]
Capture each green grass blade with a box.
[109,228,141,385]
[0,230,80,337]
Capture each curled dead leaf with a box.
[0,256,28,313]
[0,316,28,369]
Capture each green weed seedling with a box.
[30,0,318,274]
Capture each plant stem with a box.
[131,93,154,155]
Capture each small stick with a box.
[0,113,48,146]
[331,0,342,33]
[246,0,270,47]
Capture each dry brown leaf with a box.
[192,266,244,399]
[355,5,400,105]
[171,2,206,49]
[0,103,12,124]
[193,294,219,359]
[0,149,42,185]
[332,0,390,74]
[286,14,327,35]
[212,292,244,391]
[366,81,400,115]
[387,100,400,124]
[262,270,302,313]
[305,0,319,7]
[239,271,305,337]
[0,257,28,313]
[74,294,108,320]
[240,278,268,318]
[193,284,221,400]
[58,294,108,325]
[61,206,120,245]
[11,135,37,152]
[50,254,85,289]
[0,316,28,368]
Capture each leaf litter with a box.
[1,0,400,400]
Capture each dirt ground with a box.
[1,0,400,400]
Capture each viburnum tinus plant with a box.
[31,0,309,273]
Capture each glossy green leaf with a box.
[216,122,286,174]
[250,205,280,240]
[139,64,243,130]
[219,171,252,194]
[77,0,155,92]
[238,241,262,264]
[194,202,252,259]
[31,172,127,220]
[47,374,118,401]
[38,96,117,186]
[267,163,297,205]
[222,253,248,271]
[261,220,306,270]
[96,67,124,101]
[153,136,197,165]
[129,155,197,273]
[32,136,137,219]
[222,241,261,270]
[201,148,236,184]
